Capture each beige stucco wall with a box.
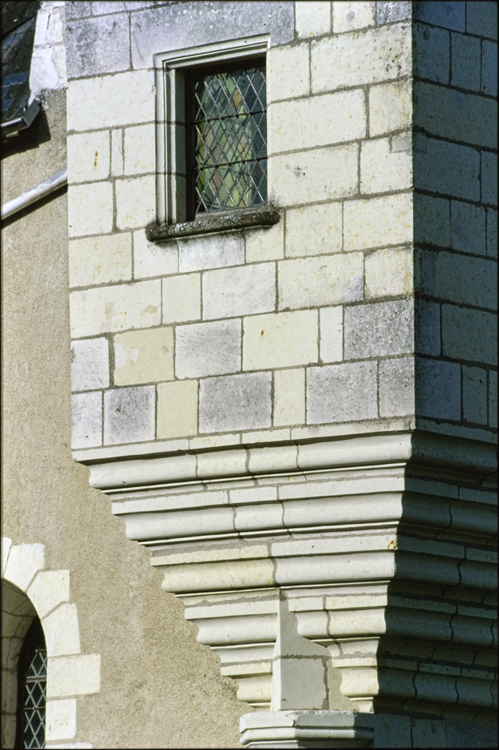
[1,88,249,749]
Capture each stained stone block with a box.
[104,386,155,444]
[307,361,377,423]
[71,338,109,392]
[379,358,415,417]
[176,320,241,378]
[199,372,272,433]
[376,1,411,24]
[71,392,102,449]
[344,300,414,359]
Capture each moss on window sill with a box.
[146,204,280,241]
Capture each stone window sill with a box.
[146,204,279,241]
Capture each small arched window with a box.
[15,617,47,749]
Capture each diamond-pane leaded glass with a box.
[22,647,47,748]
[193,65,267,213]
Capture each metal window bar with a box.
[22,647,47,748]
[192,64,267,214]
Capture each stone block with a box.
[445,719,499,749]
[111,129,124,176]
[372,714,411,748]
[481,40,498,96]
[157,380,198,439]
[71,392,102,449]
[47,654,101,698]
[92,1,127,13]
[66,14,130,79]
[43,604,81,657]
[295,2,331,37]
[278,253,363,309]
[176,320,241,378]
[104,386,155,444]
[486,209,498,258]
[307,361,377,423]
[412,719,446,748]
[450,201,486,255]
[414,82,496,149]
[344,192,413,250]
[442,305,497,365]
[285,202,342,258]
[71,338,109,392]
[68,182,113,237]
[320,306,343,362]
[345,300,414,359]
[163,273,200,323]
[415,300,441,356]
[123,124,156,175]
[451,32,481,90]
[413,134,480,201]
[26,571,70,620]
[4,543,45,592]
[413,1,465,32]
[376,2,412,24]
[482,151,497,205]
[245,221,284,262]
[271,144,358,206]
[413,23,450,84]
[66,2,91,20]
[333,1,376,32]
[114,327,174,385]
[360,135,412,194]
[365,246,413,298]
[273,369,306,427]
[369,80,412,136]
[70,280,161,337]
[243,310,318,370]
[199,372,272,433]
[267,43,309,102]
[417,250,496,309]
[46,699,77,742]
[462,366,488,424]
[197,449,247,480]
[116,175,155,230]
[67,131,110,184]
[415,358,461,420]
[178,233,244,272]
[68,233,132,288]
[489,370,498,428]
[271,89,366,154]
[466,1,498,39]
[133,232,178,279]
[311,24,411,93]
[379,357,415,417]
[203,263,275,320]
[67,70,154,132]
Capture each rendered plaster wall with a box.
[1,86,249,749]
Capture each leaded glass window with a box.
[16,619,47,749]
[190,62,267,214]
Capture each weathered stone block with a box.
[376,1,411,24]
[360,135,412,194]
[415,300,441,356]
[413,1,465,32]
[245,221,284,262]
[123,124,156,175]
[267,42,309,101]
[68,233,132,288]
[442,305,497,365]
[285,202,342,258]
[203,264,275,320]
[274,369,306,426]
[365,246,413,298]
[451,201,486,255]
[111,129,124,176]
[46,699,77,742]
[199,372,272,433]
[67,131,110,184]
[344,193,413,250]
[413,134,480,201]
[104,386,155,444]
[345,300,414,358]
[176,320,241,378]
[295,1,330,37]
[163,273,200,323]
[92,1,127,14]
[178,233,244,272]
[414,193,450,248]
[71,338,109,392]
[26,571,70,620]
[71,392,102,449]
[486,209,497,258]
[333,1,375,33]
[271,89,366,154]
[379,357,415,417]
[157,380,198,439]
[481,40,498,96]
[243,310,318,370]
[66,14,130,79]
[271,144,358,206]
[415,358,461,421]
[466,1,498,39]
[307,361,377,423]
[114,327,174,385]
[116,175,156,230]
[68,182,113,237]
[416,250,496,310]
[47,654,101,698]
[43,603,81,656]
[451,32,481,90]
[413,23,450,84]
[311,24,411,93]
[462,366,488,425]
[319,306,343,362]
[70,280,161,337]
[369,80,412,136]
[278,253,363,309]
[133,232,177,279]
[481,151,497,205]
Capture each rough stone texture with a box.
[414,300,441,356]
[68,233,132,288]
[104,386,155,444]
[333,1,376,33]
[450,32,481,91]
[441,306,497,365]
[462,366,488,425]
[199,373,272,433]
[481,151,498,206]
[466,1,498,39]
[344,193,413,250]
[307,362,378,423]
[413,23,450,85]
[203,264,275,320]
[368,80,412,136]
[365,246,413,298]
[413,1,465,32]
[113,327,174,385]
[71,392,102,449]
[416,250,496,310]
[345,300,414,359]
[376,1,412,24]
[175,320,241,378]
[415,359,461,421]
[450,201,486,255]
[243,310,318,370]
[379,357,415,417]
[414,193,450,248]
[278,253,363,310]
[413,134,480,201]
[319,306,343,363]
[481,40,498,97]
[67,14,130,79]
[157,380,198,439]
[360,135,412,194]
[285,202,342,258]
[71,338,109,392]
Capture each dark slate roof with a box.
[1,1,40,126]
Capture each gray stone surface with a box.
[67,14,131,79]
[451,201,486,255]
[176,320,241,378]
[379,357,415,417]
[415,358,461,420]
[481,151,498,205]
[486,209,498,258]
[130,1,294,69]
[71,338,110,392]
[415,250,496,310]
[66,2,91,20]
[413,1,465,32]
[489,370,498,428]
[104,386,155,444]
[202,263,275,320]
[462,366,488,425]
[376,2,411,25]
[307,362,377,424]
[481,40,498,96]
[442,306,497,365]
[413,23,450,84]
[413,134,480,201]
[199,372,271,432]
[71,392,102,449]
[414,300,441,357]
[466,1,498,40]
[178,233,244,273]
[344,300,413,359]
[92,1,127,14]
[450,32,481,91]
[445,719,499,748]
[414,193,450,248]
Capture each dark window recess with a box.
[16,618,47,749]
[189,63,267,215]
